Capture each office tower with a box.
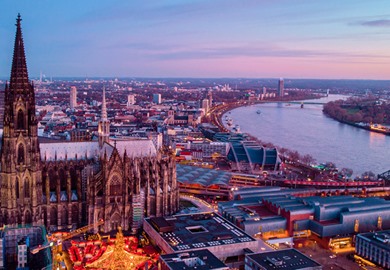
[153,93,161,104]
[208,90,213,108]
[202,99,210,113]
[70,86,77,109]
[278,78,284,97]
[127,94,135,106]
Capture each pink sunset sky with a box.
[1,0,390,79]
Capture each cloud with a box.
[151,44,388,61]
[360,19,390,27]
[75,0,272,27]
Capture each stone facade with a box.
[0,15,179,233]
[88,150,178,232]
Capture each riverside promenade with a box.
[208,101,254,132]
[208,101,267,143]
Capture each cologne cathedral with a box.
[0,15,179,233]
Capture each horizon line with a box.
[0,76,390,82]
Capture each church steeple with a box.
[10,13,30,91]
[0,14,42,227]
[101,86,107,121]
[4,13,37,131]
[98,86,110,147]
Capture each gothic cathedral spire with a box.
[0,14,42,226]
[10,14,30,91]
[101,86,108,121]
[98,86,110,147]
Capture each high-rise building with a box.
[70,86,77,109]
[262,86,267,95]
[202,99,210,113]
[153,93,161,104]
[208,90,213,108]
[0,14,179,235]
[278,78,284,97]
[127,94,135,106]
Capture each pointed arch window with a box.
[71,205,79,224]
[17,109,25,130]
[18,144,24,164]
[16,179,20,199]
[59,169,67,191]
[25,211,32,224]
[48,169,57,192]
[50,207,57,226]
[24,178,29,198]
[42,172,47,195]
[70,168,78,190]
[109,175,121,196]
[61,207,68,224]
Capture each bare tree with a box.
[301,154,316,165]
[361,171,377,181]
[287,150,300,162]
[341,168,353,178]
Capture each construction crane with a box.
[31,219,104,269]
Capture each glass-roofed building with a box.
[210,132,280,174]
[227,141,280,173]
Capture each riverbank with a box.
[210,98,321,132]
[212,101,303,155]
[213,97,389,176]
[322,97,390,136]
[322,112,390,136]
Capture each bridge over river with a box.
[277,101,325,105]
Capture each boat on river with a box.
[369,124,390,135]
[343,122,390,136]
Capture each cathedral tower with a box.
[98,86,110,147]
[0,14,43,226]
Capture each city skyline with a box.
[1,1,390,79]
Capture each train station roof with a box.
[176,164,232,187]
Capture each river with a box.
[224,95,390,176]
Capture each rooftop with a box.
[176,165,232,187]
[246,249,322,270]
[358,230,390,251]
[145,213,257,252]
[40,141,99,161]
[160,249,228,270]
